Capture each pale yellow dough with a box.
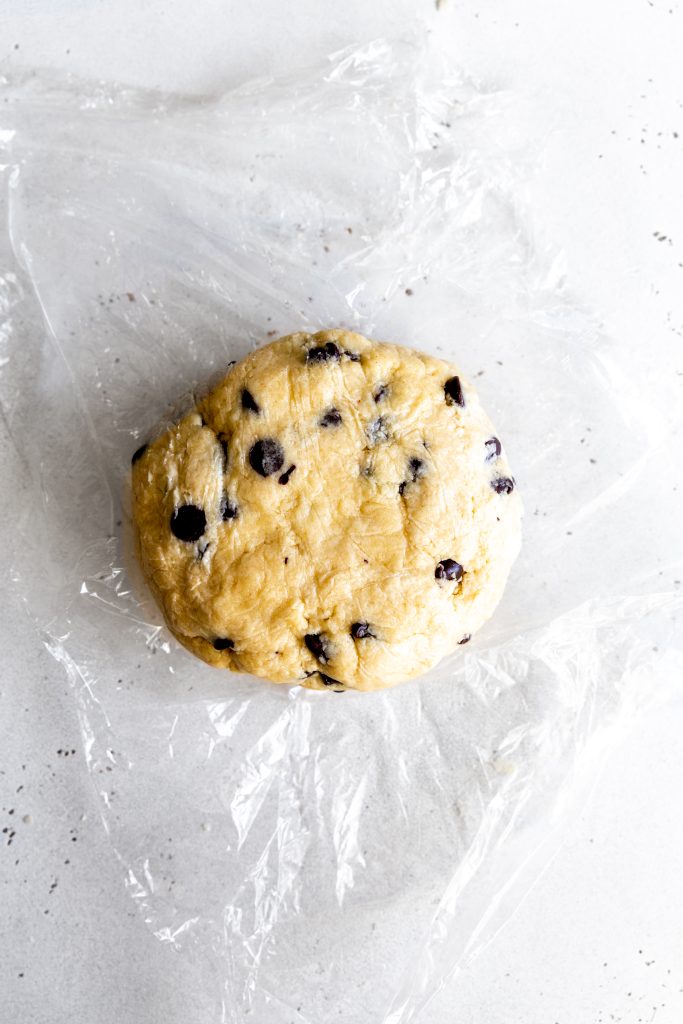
[131,330,521,691]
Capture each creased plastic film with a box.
[1,39,682,1024]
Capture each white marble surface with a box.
[1,1,682,1022]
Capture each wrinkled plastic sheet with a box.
[1,39,682,1024]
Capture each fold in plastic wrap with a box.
[1,40,682,1024]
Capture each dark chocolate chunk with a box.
[319,408,343,428]
[435,558,464,582]
[491,476,515,494]
[318,671,345,691]
[444,376,465,408]
[458,634,471,645]
[485,436,501,462]
[131,443,148,464]
[170,504,206,542]
[373,384,389,403]
[278,464,297,485]
[241,388,260,414]
[307,341,340,363]
[366,415,391,445]
[220,495,239,520]
[350,621,375,640]
[304,633,331,664]
[212,638,234,651]
[399,456,426,495]
[249,438,285,477]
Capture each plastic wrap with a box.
[2,39,682,1024]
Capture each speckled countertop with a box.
[1,1,683,1022]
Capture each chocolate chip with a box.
[491,476,515,494]
[241,388,260,414]
[318,671,345,691]
[435,559,463,582]
[350,621,375,640]
[249,438,285,476]
[458,634,471,645]
[444,376,465,408]
[373,384,389,403]
[304,633,331,664]
[307,341,340,363]
[320,408,342,428]
[220,496,239,520]
[278,464,297,485]
[366,416,391,445]
[485,436,501,461]
[212,638,234,651]
[344,350,361,362]
[170,504,206,542]
[399,456,426,494]
[131,443,148,464]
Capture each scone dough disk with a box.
[132,330,521,692]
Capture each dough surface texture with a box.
[132,330,522,691]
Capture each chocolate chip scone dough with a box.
[132,329,522,692]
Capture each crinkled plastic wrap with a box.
[2,39,682,1024]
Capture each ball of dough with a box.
[131,330,521,692]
